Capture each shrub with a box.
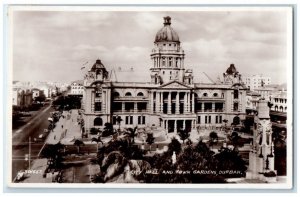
[264,171,277,177]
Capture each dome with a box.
[154,16,180,43]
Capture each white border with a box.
[4,4,294,190]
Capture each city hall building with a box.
[81,16,247,134]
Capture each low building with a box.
[244,74,271,91]
[69,80,84,96]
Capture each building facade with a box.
[244,74,271,91]
[69,80,84,96]
[81,16,248,135]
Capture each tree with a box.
[230,131,240,148]
[125,126,138,144]
[146,133,155,151]
[74,139,84,154]
[178,128,190,144]
[92,136,103,151]
[116,116,123,132]
[40,142,64,169]
[167,137,181,154]
[102,122,114,137]
[209,131,218,148]
[214,147,247,178]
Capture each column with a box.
[174,120,177,134]
[122,102,125,112]
[168,92,171,114]
[183,120,186,130]
[212,102,215,112]
[134,102,137,112]
[192,92,195,113]
[166,120,168,131]
[149,91,153,113]
[176,92,180,114]
[155,91,159,113]
[187,92,190,113]
[184,93,187,113]
[160,92,163,112]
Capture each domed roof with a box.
[155,16,180,43]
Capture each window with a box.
[169,57,172,67]
[197,116,201,124]
[138,116,146,125]
[94,117,103,126]
[137,92,144,97]
[125,92,132,97]
[125,116,133,124]
[94,102,101,111]
[213,93,218,97]
[203,93,208,97]
[234,90,239,99]
[162,57,166,67]
[233,102,239,111]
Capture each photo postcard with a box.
[5,5,294,189]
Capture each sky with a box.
[12,9,290,84]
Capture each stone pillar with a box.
[160,92,163,112]
[192,92,195,113]
[174,120,177,134]
[122,102,125,112]
[168,92,171,114]
[155,91,159,113]
[176,92,180,114]
[212,102,215,112]
[187,92,190,113]
[134,102,137,113]
[183,120,186,130]
[166,120,168,131]
[184,93,187,113]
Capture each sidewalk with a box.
[46,110,82,145]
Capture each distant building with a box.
[12,88,33,109]
[270,90,287,112]
[69,80,84,96]
[244,74,271,90]
[32,88,44,100]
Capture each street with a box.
[12,105,55,181]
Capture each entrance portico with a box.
[163,118,196,133]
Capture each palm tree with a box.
[74,139,84,154]
[146,133,155,152]
[125,126,138,145]
[92,136,104,151]
[178,128,190,144]
[116,116,123,132]
[209,131,218,149]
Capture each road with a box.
[12,104,55,181]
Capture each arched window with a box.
[275,105,278,111]
[137,92,144,97]
[113,92,120,97]
[213,93,218,97]
[279,106,283,112]
[169,57,172,67]
[94,117,103,126]
[125,92,132,97]
[203,93,208,97]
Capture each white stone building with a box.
[81,16,248,135]
[69,80,84,96]
[244,74,271,90]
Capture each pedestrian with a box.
[61,125,63,129]
[54,135,56,140]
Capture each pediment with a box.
[159,81,191,89]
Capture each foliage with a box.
[167,137,182,154]
[40,142,64,169]
[178,128,190,143]
[102,123,114,137]
[146,133,155,147]
[124,126,138,144]
[209,131,218,148]
[90,127,101,135]
[214,147,247,178]
[264,171,277,177]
